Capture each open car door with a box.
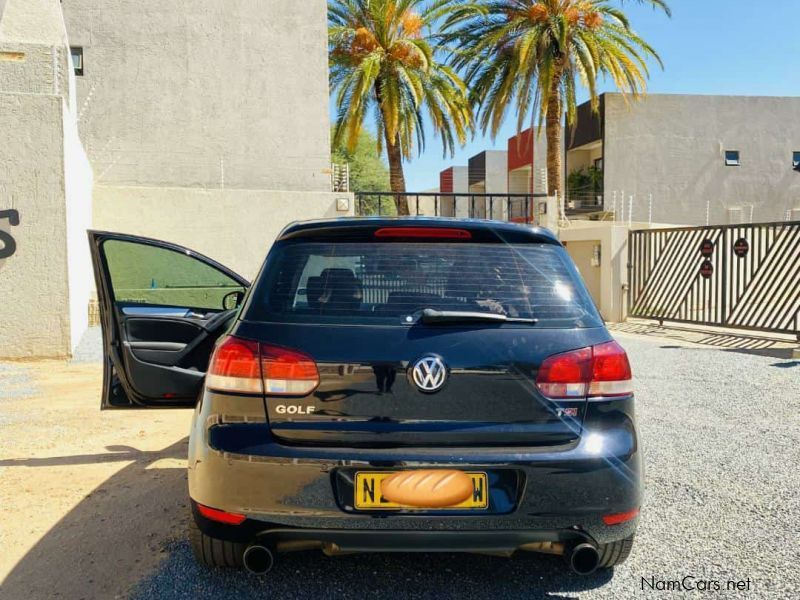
[88,231,249,409]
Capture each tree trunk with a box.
[545,75,563,199]
[385,131,410,216]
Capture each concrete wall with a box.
[0,0,93,359]
[92,187,353,280]
[62,0,332,192]
[1,0,339,359]
[603,94,800,225]
[564,239,602,308]
[0,0,72,104]
[559,220,673,323]
[0,94,71,358]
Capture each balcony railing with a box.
[565,191,604,215]
[355,192,548,223]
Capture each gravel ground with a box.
[127,333,799,599]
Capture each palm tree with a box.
[449,0,669,197]
[329,0,474,215]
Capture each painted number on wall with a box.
[0,209,20,259]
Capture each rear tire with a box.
[189,518,247,569]
[597,534,635,568]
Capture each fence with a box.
[628,222,800,335]
[355,192,548,222]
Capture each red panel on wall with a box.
[440,167,454,193]
[508,128,535,172]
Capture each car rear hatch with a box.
[235,222,608,448]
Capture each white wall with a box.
[92,187,354,280]
[63,101,94,352]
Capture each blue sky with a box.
[330,0,800,191]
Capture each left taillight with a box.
[206,336,263,394]
[535,340,633,400]
[206,336,319,396]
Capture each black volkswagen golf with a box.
[89,218,641,576]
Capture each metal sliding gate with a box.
[628,222,800,335]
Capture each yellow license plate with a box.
[354,471,489,510]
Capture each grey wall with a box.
[603,94,800,225]
[0,0,94,359]
[62,0,332,192]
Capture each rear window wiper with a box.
[419,308,538,325]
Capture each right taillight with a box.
[588,341,633,397]
[206,335,319,396]
[536,341,632,400]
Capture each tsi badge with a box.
[411,355,448,393]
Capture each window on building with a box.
[724,150,740,167]
[70,47,83,76]
[793,151,800,170]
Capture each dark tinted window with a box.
[247,242,601,328]
[103,240,244,309]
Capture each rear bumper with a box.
[188,398,642,548]
[192,500,601,553]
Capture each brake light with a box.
[206,336,319,396]
[374,227,472,239]
[196,503,246,525]
[536,341,632,400]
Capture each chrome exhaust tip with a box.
[567,542,600,575]
[243,544,275,575]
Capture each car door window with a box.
[103,240,244,310]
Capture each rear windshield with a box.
[246,242,602,328]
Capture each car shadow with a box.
[1,439,191,599]
[2,439,615,600]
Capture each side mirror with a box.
[222,290,245,311]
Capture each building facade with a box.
[58,0,350,280]
[566,93,800,225]
[0,0,348,358]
